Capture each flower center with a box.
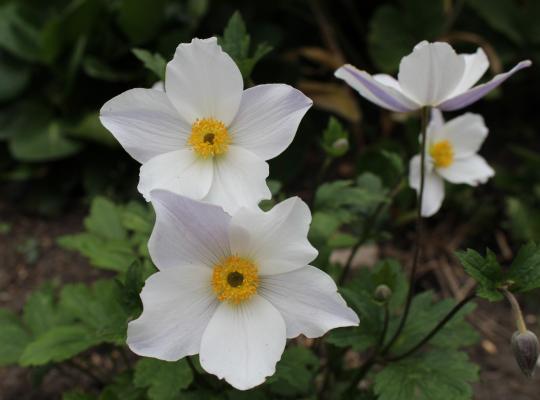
[211,255,259,304]
[189,118,230,158]
[429,140,454,168]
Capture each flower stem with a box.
[385,293,477,362]
[501,288,527,334]
[381,106,430,355]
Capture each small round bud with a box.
[511,330,539,378]
[374,284,392,302]
[332,138,349,153]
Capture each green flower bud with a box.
[332,138,349,153]
[374,284,392,302]
[511,330,539,378]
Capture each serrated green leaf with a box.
[321,117,349,158]
[23,285,73,336]
[134,358,193,400]
[20,325,102,366]
[508,242,540,293]
[0,309,31,366]
[59,280,129,344]
[117,0,167,44]
[455,248,504,301]
[132,48,167,80]
[267,346,319,396]
[85,196,127,240]
[374,349,479,400]
[99,371,145,400]
[121,201,154,234]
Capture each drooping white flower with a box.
[127,190,359,390]
[409,109,494,217]
[100,37,312,214]
[335,41,531,112]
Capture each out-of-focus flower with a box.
[100,37,312,214]
[409,109,494,217]
[335,41,531,112]
[127,190,359,390]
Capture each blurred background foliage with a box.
[0,0,538,252]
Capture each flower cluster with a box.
[100,37,359,390]
[335,40,531,216]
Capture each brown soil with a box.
[0,202,538,400]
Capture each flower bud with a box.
[374,284,392,302]
[511,330,539,378]
[332,138,349,153]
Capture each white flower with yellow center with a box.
[127,190,359,390]
[335,41,530,112]
[100,37,312,214]
[409,109,494,217]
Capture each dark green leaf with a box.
[132,48,167,80]
[374,349,479,400]
[508,242,540,293]
[456,248,505,301]
[0,309,31,366]
[85,196,127,240]
[134,358,193,400]
[23,285,73,336]
[117,0,167,44]
[267,346,319,396]
[467,0,523,44]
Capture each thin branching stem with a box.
[381,106,430,355]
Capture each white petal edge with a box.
[149,190,231,270]
[229,197,318,275]
[127,266,217,361]
[439,60,532,111]
[229,84,313,160]
[165,37,243,125]
[335,64,419,112]
[398,41,466,106]
[409,155,444,217]
[99,88,189,163]
[259,265,359,338]
[437,113,488,158]
[138,149,213,201]
[202,145,271,215]
[450,47,489,96]
[199,295,286,390]
[437,155,495,186]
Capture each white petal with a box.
[409,156,444,217]
[260,266,359,338]
[127,266,217,361]
[100,88,188,163]
[149,190,231,270]
[451,48,489,96]
[335,64,419,112]
[438,155,495,186]
[138,149,213,201]
[438,113,488,158]
[199,296,286,390]
[202,146,271,214]
[426,108,446,145]
[229,84,312,160]
[229,197,318,275]
[165,37,243,125]
[439,60,532,111]
[398,41,465,106]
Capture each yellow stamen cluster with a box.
[188,117,230,158]
[211,255,259,304]
[429,140,454,168]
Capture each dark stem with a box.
[345,302,390,393]
[338,179,404,285]
[386,293,477,362]
[381,106,430,355]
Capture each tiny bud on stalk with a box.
[511,330,539,378]
[374,284,392,302]
[332,138,349,153]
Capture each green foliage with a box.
[218,11,272,79]
[321,117,350,158]
[134,358,193,400]
[374,350,479,400]
[457,243,540,301]
[0,309,31,366]
[368,0,446,71]
[267,346,319,396]
[132,48,167,81]
[58,197,154,272]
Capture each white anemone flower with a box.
[127,190,359,390]
[335,41,531,112]
[409,109,494,217]
[100,37,312,214]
